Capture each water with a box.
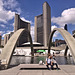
[10,56,74,67]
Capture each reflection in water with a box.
[31,57,34,64]
[10,56,74,66]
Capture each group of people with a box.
[46,52,59,70]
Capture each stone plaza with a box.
[0,1,75,75]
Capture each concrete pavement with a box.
[0,64,75,75]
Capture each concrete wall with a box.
[43,2,51,47]
[34,2,51,47]
[4,34,8,46]
[4,32,14,46]
[14,14,30,46]
[1,39,4,46]
[0,35,1,46]
[34,16,37,42]
[35,14,44,45]
[14,14,20,32]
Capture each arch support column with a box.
[64,46,69,57]
[48,28,75,63]
[0,28,34,69]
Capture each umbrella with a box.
[37,50,46,52]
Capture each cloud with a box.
[0,10,15,23]
[30,25,59,41]
[0,0,15,23]
[3,0,18,9]
[2,34,5,37]
[2,30,14,37]
[0,0,21,23]
[21,17,34,24]
[10,23,14,27]
[51,25,57,31]
[3,0,21,13]
[30,25,59,40]
[51,25,59,37]
[53,31,59,38]
[0,24,6,28]
[30,26,34,41]
[51,8,75,27]
[0,31,5,35]
[6,30,14,34]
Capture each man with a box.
[46,55,53,70]
[52,53,59,70]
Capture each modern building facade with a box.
[0,35,1,46]
[1,39,4,46]
[4,14,30,46]
[4,34,9,46]
[34,2,51,47]
[35,14,43,45]
[4,32,14,46]
[14,14,30,46]
[55,39,66,47]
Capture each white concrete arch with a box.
[0,28,34,68]
[48,28,75,63]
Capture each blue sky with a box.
[0,0,75,41]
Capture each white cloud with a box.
[0,10,15,23]
[3,0,21,13]
[0,31,5,35]
[0,24,6,28]
[30,26,34,41]
[3,0,20,11]
[2,34,5,37]
[51,25,57,31]
[30,25,59,40]
[53,31,59,38]
[10,23,14,27]
[51,25,59,37]
[0,0,21,23]
[7,30,14,34]
[21,17,34,24]
[0,0,16,23]
[16,8,21,13]
[51,8,75,27]
[2,30,14,37]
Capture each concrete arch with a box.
[64,46,69,56]
[0,28,34,68]
[48,28,75,63]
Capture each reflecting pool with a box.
[9,56,74,67]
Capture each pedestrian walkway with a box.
[0,64,75,75]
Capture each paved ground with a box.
[0,64,75,75]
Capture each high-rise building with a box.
[4,34,10,46]
[4,32,14,46]
[35,14,43,45]
[1,39,4,46]
[34,2,51,47]
[55,39,66,47]
[0,35,2,46]
[14,14,30,46]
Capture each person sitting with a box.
[46,55,53,70]
[51,54,59,70]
